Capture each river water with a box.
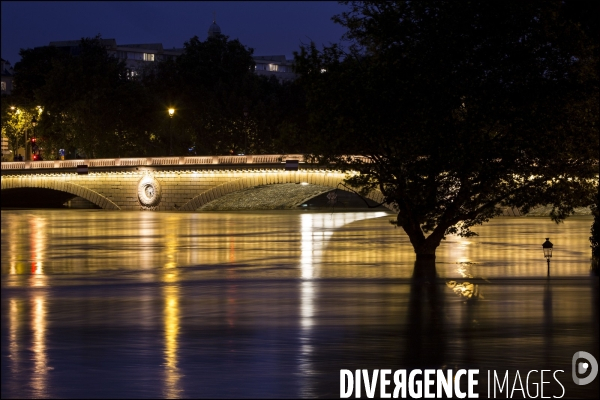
[1,210,598,398]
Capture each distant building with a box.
[205,16,296,81]
[207,17,222,38]
[253,55,296,81]
[45,18,296,81]
[48,39,183,79]
[1,58,14,94]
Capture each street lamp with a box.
[30,115,37,161]
[243,106,249,155]
[168,108,175,156]
[14,108,26,161]
[542,238,553,276]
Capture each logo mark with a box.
[572,351,598,385]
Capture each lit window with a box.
[143,53,155,62]
[1,82,5,91]
[268,64,279,72]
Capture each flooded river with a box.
[1,210,598,398]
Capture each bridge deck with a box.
[1,155,372,175]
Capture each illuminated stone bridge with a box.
[1,155,390,211]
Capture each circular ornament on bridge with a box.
[137,175,162,208]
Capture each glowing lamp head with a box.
[168,108,175,117]
[542,238,553,258]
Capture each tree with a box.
[591,189,600,273]
[12,36,155,159]
[12,45,67,106]
[163,34,257,155]
[146,34,303,156]
[295,1,599,260]
[0,100,39,158]
[10,34,304,158]
[35,37,133,158]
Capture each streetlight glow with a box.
[168,108,175,156]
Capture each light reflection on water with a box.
[1,210,598,398]
[31,295,48,398]
[163,284,182,398]
[1,211,594,282]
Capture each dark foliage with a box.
[9,35,306,158]
[295,1,599,257]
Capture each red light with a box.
[33,155,39,161]
[31,137,37,143]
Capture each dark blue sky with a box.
[1,1,349,65]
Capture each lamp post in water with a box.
[542,238,553,276]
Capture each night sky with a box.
[1,1,349,65]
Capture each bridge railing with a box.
[0,154,320,170]
[1,154,375,171]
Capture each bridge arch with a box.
[2,167,393,212]
[1,178,120,210]
[179,171,391,211]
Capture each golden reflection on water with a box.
[5,214,41,282]
[320,216,594,279]
[8,220,18,276]
[8,299,20,378]
[1,211,594,286]
[31,295,48,398]
[0,211,596,398]
[161,216,182,396]
[229,236,236,263]
[163,284,182,398]
[164,218,179,281]
[139,212,157,278]
[445,263,484,300]
[0,211,593,285]
[299,213,316,398]
[29,215,48,287]
[438,217,594,278]
[297,212,389,397]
